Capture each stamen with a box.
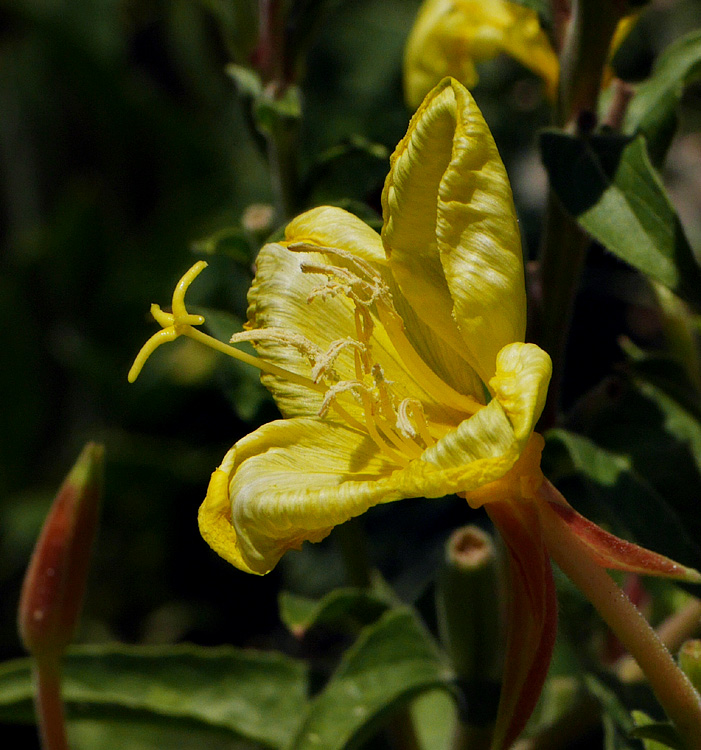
[398,399,435,447]
[230,329,323,368]
[318,381,408,466]
[311,338,364,382]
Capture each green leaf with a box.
[69,715,261,750]
[624,30,701,162]
[540,131,701,311]
[290,609,455,750]
[279,588,390,637]
[583,674,634,734]
[544,428,701,575]
[631,711,684,750]
[226,64,263,99]
[0,644,307,749]
[191,226,252,263]
[254,86,302,136]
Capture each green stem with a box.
[34,657,69,750]
[557,0,620,128]
[537,193,589,427]
[538,483,701,749]
[266,120,300,221]
[538,0,624,425]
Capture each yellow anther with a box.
[311,338,364,383]
[397,399,435,447]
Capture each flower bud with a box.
[18,443,103,660]
[436,525,504,728]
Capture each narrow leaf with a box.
[631,711,684,750]
[0,644,307,749]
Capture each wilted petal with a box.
[486,498,557,750]
[382,78,526,383]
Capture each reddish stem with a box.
[34,657,69,750]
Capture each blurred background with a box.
[3,0,701,703]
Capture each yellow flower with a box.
[404,0,559,107]
[404,0,639,108]
[195,77,549,576]
[130,78,700,749]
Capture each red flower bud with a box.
[18,443,103,660]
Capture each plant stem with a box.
[538,484,701,749]
[537,0,625,425]
[34,657,69,750]
[266,119,300,221]
[537,194,589,428]
[617,598,701,684]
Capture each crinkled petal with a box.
[398,342,550,501]
[382,77,526,384]
[489,342,551,443]
[199,418,405,575]
[404,0,558,108]
[199,342,551,574]
[486,498,557,750]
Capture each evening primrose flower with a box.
[404,0,638,108]
[405,0,560,107]
[130,78,701,748]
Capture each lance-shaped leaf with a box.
[540,131,701,311]
[486,499,557,750]
[624,29,701,163]
[289,609,454,750]
[0,644,308,749]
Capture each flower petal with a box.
[404,0,559,108]
[398,343,550,501]
[199,418,405,575]
[284,205,484,400]
[489,342,551,443]
[486,498,557,750]
[285,205,387,266]
[382,77,526,383]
